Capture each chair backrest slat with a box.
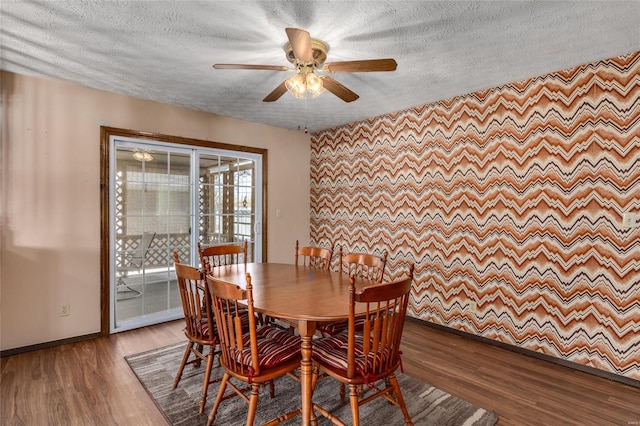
[295,240,334,270]
[198,241,248,271]
[340,246,387,282]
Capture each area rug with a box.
[125,342,497,426]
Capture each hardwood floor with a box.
[401,321,640,426]
[1,321,184,426]
[1,319,639,425]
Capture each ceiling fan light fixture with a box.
[311,86,326,99]
[286,70,324,99]
[133,150,153,162]
[306,72,324,96]
[285,73,306,99]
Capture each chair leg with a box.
[174,341,194,389]
[208,373,230,426]
[194,344,203,367]
[349,384,360,426]
[246,383,261,426]
[199,350,215,414]
[388,374,413,425]
[268,379,275,398]
[340,383,346,405]
[311,365,319,391]
[310,366,320,425]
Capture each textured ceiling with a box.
[1,1,639,133]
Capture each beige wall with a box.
[0,71,311,351]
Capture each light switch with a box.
[622,212,637,229]
[276,209,282,218]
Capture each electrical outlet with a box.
[59,304,70,316]
[622,212,637,229]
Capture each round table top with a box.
[206,262,375,322]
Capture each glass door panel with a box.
[112,144,192,331]
[110,139,262,333]
[198,154,257,262]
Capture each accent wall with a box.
[310,51,640,380]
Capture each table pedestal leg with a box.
[298,321,317,426]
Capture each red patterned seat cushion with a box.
[186,317,217,344]
[230,326,301,369]
[196,318,215,340]
[192,308,252,341]
[311,332,392,377]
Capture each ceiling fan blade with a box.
[263,81,288,102]
[285,28,313,63]
[213,64,290,71]
[322,58,398,73]
[320,76,359,102]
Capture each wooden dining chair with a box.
[205,272,303,426]
[339,246,387,282]
[198,240,248,271]
[317,247,388,337]
[172,251,220,414]
[295,239,334,270]
[311,264,415,426]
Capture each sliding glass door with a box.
[109,137,262,333]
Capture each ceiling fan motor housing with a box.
[285,38,329,68]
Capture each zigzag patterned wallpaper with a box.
[310,51,640,380]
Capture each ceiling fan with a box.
[213,27,397,103]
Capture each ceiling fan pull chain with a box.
[304,96,309,134]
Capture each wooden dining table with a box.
[205,262,376,426]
